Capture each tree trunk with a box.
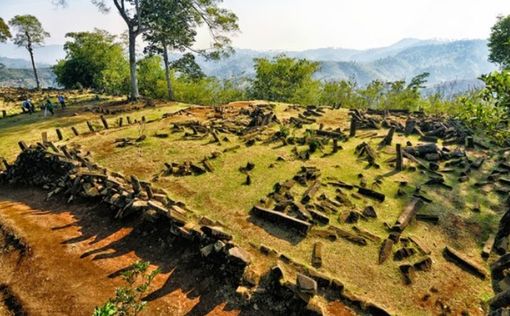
[128,30,140,100]
[27,41,40,90]
[162,45,174,100]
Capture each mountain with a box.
[0,57,51,69]
[0,67,56,88]
[0,38,498,92]
[195,39,496,89]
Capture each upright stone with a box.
[18,141,28,151]
[396,143,403,171]
[71,126,80,136]
[142,116,146,123]
[312,242,323,268]
[130,175,142,195]
[41,132,48,143]
[127,116,132,125]
[100,115,109,129]
[333,139,339,153]
[465,136,474,149]
[87,121,95,132]
[1,157,9,170]
[349,116,357,137]
[118,117,123,127]
[141,181,154,199]
[2,110,6,118]
[380,127,395,147]
[56,128,63,141]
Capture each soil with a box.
[0,186,243,316]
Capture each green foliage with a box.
[0,18,11,42]
[173,75,246,105]
[141,0,239,99]
[479,70,510,108]
[94,261,160,316]
[318,80,360,107]
[137,56,166,98]
[450,70,510,142]
[489,15,510,68]
[250,55,320,103]
[142,0,239,60]
[8,15,49,49]
[53,30,129,95]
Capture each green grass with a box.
[0,98,500,315]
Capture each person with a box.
[44,99,55,116]
[57,94,66,108]
[21,99,34,114]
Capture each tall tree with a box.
[53,30,129,95]
[56,0,146,99]
[0,18,11,42]
[142,0,239,100]
[489,15,510,69]
[8,15,49,89]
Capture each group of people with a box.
[21,94,66,116]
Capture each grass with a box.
[0,96,501,315]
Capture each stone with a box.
[312,242,323,268]
[394,247,417,261]
[200,225,233,241]
[56,129,63,141]
[379,238,394,264]
[228,246,251,266]
[414,256,433,271]
[358,187,385,202]
[443,246,487,279]
[297,273,317,295]
[330,226,367,246]
[400,264,415,285]
[362,206,377,218]
[482,234,495,259]
[200,244,214,257]
[251,206,311,234]
[393,197,423,232]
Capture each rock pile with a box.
[0,145,252,281]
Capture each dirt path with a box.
[0,187,241,316]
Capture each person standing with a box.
[57,94,66,108]
[45,99,54,115]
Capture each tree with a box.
[56,0,147,99]
[137,55,166,98]
[142,0,239,100]
[8,15,49,90]
[0,18,11,42]
[489,15,510,68]
[53,30,129,95]
[250,55,320,103]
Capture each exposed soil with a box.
[0,186,244,316]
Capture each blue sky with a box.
[2,0,510,50]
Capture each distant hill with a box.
[197,39,497,88]
[0,38,498,93]
[0,67,57,89]
[0,57,51,69]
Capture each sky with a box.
[1,0,510,51]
